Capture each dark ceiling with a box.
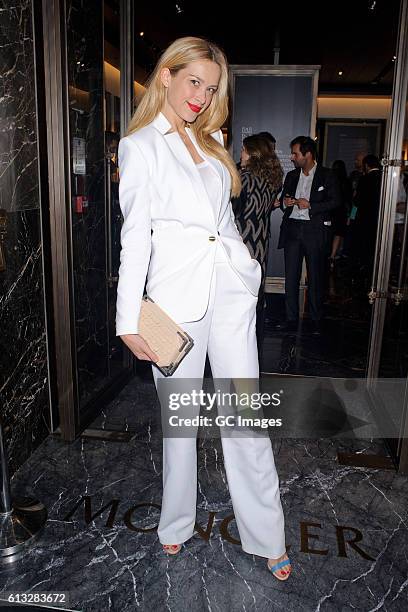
[104,0,402,95]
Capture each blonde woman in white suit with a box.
[115,36,291,580]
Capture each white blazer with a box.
[115,111,261,336]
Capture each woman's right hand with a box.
[120,334,159,363]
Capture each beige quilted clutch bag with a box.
[138,295,194,376]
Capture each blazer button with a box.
[209,236,216,241]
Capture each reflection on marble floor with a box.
[261,257,408,379]
[1,377,407,611]
[261,276,371,377]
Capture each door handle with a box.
[391,205,408,305]
[391,289,405,305]
[368,164,388,304]
[368,289,389,304]
[368,161,406,305]
[0,208,7,272]
[381,157,408,167]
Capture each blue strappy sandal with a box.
[267,556,292,581]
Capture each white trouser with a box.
[152,246,286,558]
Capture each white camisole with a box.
[196,159,228,264]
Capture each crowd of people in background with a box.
[232,132,405,342]
[232,133,282,349]
[335,152,382,288]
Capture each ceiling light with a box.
[338,71,343,76]
[139,32,144,37]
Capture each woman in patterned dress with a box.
[232,134,283,349]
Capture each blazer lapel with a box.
[283,169,300,218]
[310,165,323,195]
[214,158,226,225]
[151,112,223,228]
[172,133,216,225]
[290,169,301,196]
[185,128,226,225]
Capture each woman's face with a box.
[161,60,221,126]
[240,146,250,167]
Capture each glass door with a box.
[41,0,139,439]
[104,0,127,380]
[366,0,408,474]
[63,0,131,432]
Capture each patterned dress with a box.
[232,169,279,302]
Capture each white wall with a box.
[317,96,391,119]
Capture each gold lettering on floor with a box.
[300,522,329,555]
[63,497,376,560]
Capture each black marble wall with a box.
[0,0,50,475]
[66,0,111,409]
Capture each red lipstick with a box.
[187,102,201,113]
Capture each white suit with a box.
[115,112,261,336]
[116,112,286,558]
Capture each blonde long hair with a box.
[126,36,241,197]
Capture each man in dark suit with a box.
[277,136,341,334]
[352,154,382,285]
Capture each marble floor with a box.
[260,259,407,378]
[1,376,407,611]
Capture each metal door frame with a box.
[366,0,408,474]
[40,0,135,441]
[41,0,78,440]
